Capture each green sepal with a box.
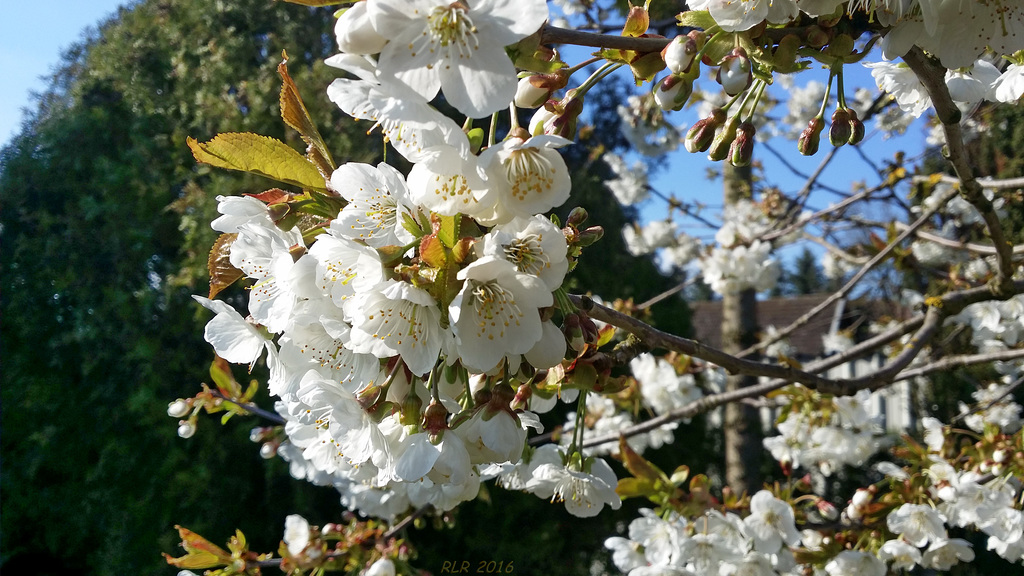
[676,10,717,30]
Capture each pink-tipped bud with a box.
[716,47,753,96]
[422,401,449,438]
[563,313,586,352]
[806,25,830,48]
[829,108,851,146]
[847,108,865,145]
[729,121,756,166]
[662,35,698,75]
[577,225,604,247]
[685,108,726,153]
[566,206,589,228]
[798,117,825,156]
[654,74,693,112]
[514,77,551,109]
[531,90,584,139]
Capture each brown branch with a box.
[913,174,1024,190]
[540,24,670,52]
[902,47,1015,296]
[574,280,1024,448]
[893,222,1024,258]
[571,294,940,396]
[896,349,1024,382]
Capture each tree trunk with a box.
[721,162,762,495]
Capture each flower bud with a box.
[662,35,698,75]
[422,400,449,437]
[851,487,872,508]
[400,393,424,427]
[177,421,196,439]
[528,104,558,136]
[267,202,291,223]
[562,313,586,352]
[729,121,756,166]
[716,47,752,96]
[654,74,693,111]
[167,399,190,418]
[365,558,397,576]
[512,383,532,410]
[805,25,830,48]
[707,115,740,162]
[816,499,839,520]
[259,443,277,459]
[994,449,1007,463]
[577,225,604,247]
[685,108,725,153]
[845,503,862,521]
[829,108,851,146]
[566,206,589,228]
[622,4,650,37]
[530,91,584,139]
[514,76,551,109]
[847,108,865,145]
[798,117,825,156]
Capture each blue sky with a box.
[1,1,129,147]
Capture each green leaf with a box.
[277,53,335,177]
[436,214,460,248]
[616,477,657,499]
[243,379,259,403]
[209,356,241,398]
[419,234,447,269]
[402,212,426,238]
[187,133,327,191]
[208,233,243,299]
[376,245,408,267]
[670,465,690,486]
[619,436,670,485]
[676,10,717,30]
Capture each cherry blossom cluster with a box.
[763,388,887,477]
[180,0,647,522]
[605,492,802,575]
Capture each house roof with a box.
[688,294,907,358]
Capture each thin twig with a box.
[952,373,1024,424]
[737,185,959,359]
[895,349,1024,382]
[209,390,286,425]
